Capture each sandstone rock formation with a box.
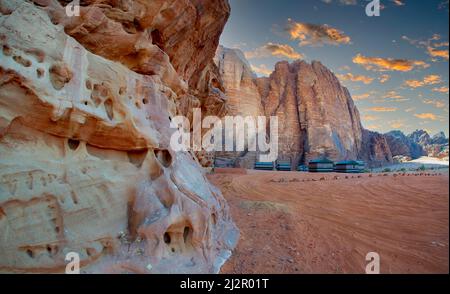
[0,0,238,273]
[360,129,393,167]
[256,60,366,168]
[215,48,393,169]
[213,46,264,168]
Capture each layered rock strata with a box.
[0,0,238,274]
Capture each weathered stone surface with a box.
[385,129,448,160]
[0,0,237,273]
[360,130,393,167]
[385,130,425,159]
[213,46,264,168]
[215,48,393,168]
[256,60,369,168]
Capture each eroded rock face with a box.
[257,60,367,168]
[0,0,237,273]
[215,48,392,168]
[213,46,264,168]
[360,130,393,167]
[385,130,425,159]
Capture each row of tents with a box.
[255,158,365,173]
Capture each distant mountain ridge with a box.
[385,129,449,160]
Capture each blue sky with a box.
[220,0,449,136]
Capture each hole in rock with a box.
[151,29,164,50]
[127,149,148,168]
[104,99,114,120]
[86,248,96,257]
[36,68,44,78]
[154,149,172,168]
[142,98,148,105]
[211,213,217,225]
[183,226,192,243]
[26,249,34,258]
[85,79,92,90]
[171,247,175,253]
[211,78,221,90]
[163,232,171,244]
[68,139,80,151]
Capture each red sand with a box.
[208,170,449,274]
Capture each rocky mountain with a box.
[385,130,425,159]
[385,129,448,160]
[215,48,393,168]
[0,0,238,273]
[431,131,448,145]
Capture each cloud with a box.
[338,65,351,71]
[402,34,449,61]
[368,107,398,112]
[353,93,371,100]
[379,74,391,83]
[422,99,447,109]
[432,86,449,94]
[353,54,429,72]
[321,0,357,5]
[362,115,379,121]
[391,0,405,6]
[286,19,351,47]
[405,107,416,113]
[245,43,303,60]
[337,73,374,84]
[414,113,443,121]
[366,124,382,130]
[404,75,443,88]
[251,64,272,76]
[379,90,409,102]
[390,120,406,129]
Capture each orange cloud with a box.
[379,74,391,83]
[390,121,405,129]
[422,99,447,109]
[353,54,429,72]
[245,43,303,60]
[402,34,449,61]
[432,86,449,94]
[414,113,441,121]
[337,73,374,84]
[368,107,398,112]
[427,46,449,60]
[353,93,371,100]
[366,124,382,130]
[251,64,272,76]
[404,75,443,88]
[362,115,379,121]
[287,19,351,46]
[391,0,405,6]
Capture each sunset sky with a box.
[220,0,449,136]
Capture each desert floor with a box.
[208,169,449,274]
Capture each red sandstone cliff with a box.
[0,0,237,273]
[216,48,393,168]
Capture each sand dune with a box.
[208,170,449,274]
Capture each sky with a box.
[220,0,449,137]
